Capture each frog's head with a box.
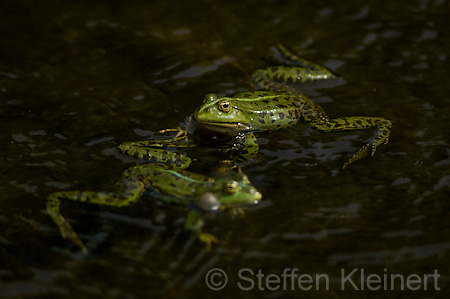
[204,176,262,208]
[193,93,253,134]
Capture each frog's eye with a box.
[219,100,232,113]
[226,181,239,193]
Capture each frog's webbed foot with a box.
[342,143,371,169]
[343,118,391,168]
[58,219,87,254]
[342,136,391,169]
[198,232,219,251]
[306,116,392,168]
[159,127,188,140]
[185,210,220,251]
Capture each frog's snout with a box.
[252,190,262,204]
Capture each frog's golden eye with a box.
[226,181,239,193]
[219,100,232,112]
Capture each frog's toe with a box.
[343,143,371,169]
[199,233,219,251]
[59,222,87,254]
[174,130,187,140]
[371,146,377,156]
[158,128,179,133]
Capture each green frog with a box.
[188,44,392,168]
[47,44,391,252]
[47,162,261,253]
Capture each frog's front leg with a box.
[306,115,392,168]
[241,133,259,161]
[46,167,147,253]
[214,133,259,176]
[184,210,219,251]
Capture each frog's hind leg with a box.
[46,171,146,253]
[307,116,392,168]
[252,44,334,90]
[47,191,119,253]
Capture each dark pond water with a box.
[1,0,450,297]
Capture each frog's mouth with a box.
[196,121,252,134]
